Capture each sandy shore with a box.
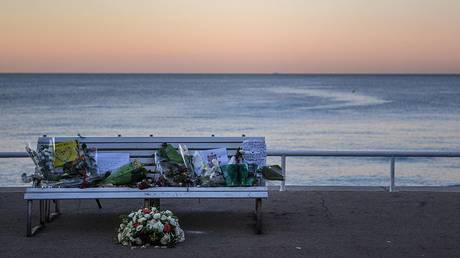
[1,187,459,257]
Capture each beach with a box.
[1,187,459,258]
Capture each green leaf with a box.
[259,165,284,181]
[158,143,184,164]
[102,161,146,185]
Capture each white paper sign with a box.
[198,148,229,167]
[242,140,266,167]
[96,152,130,174]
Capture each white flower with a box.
[160,234,170,245]
[152,221,164,232]
[153,213,160,219]
[128,213,135,218]
[136,225,143,231]
[138,217,146,223]
[147,220,156,230]
[168,218,177,226]
[117,233,123,242]
[161,215,167,221]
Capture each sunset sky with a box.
[1,0,459,73]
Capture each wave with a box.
[267,87,390,110]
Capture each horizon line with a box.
[1,72,460,76]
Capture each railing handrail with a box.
[0,152,29,158]
[2,150,460,158]
[267,150,460,157]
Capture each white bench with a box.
[24,136,268,236]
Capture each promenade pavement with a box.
[1,187,459,258]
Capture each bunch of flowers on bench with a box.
[22,141,283,188]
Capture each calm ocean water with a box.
[1,74,460,187]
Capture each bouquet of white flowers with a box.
[117,208,185,247]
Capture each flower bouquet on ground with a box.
[117,207,185,247]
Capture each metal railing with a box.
[2,150,460,192]
[266,150,460,192]
[0,152,29,158]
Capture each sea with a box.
[1,74,460,187]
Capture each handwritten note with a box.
[96,152,130,175]
[242,140,267,167]
[197,148,229,167]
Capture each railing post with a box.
[389,157,395,192]
[280,155,286,191]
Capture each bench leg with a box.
[55,200,60,214]
[48,200,62,222]
[95,199,102,209]
[39,200,45,225]
[45,200,50,222]
[144,199,161,209]
[26,200,33,237]
[255,198,262,234]
[152,199,160,209]
[26,200,45,237]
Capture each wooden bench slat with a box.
[25,192,190,199]
[39,136,263,144]
[99,150,239,157]
[38,142,245,150]
[188,187,267,192]
[24,193,268,200]
[143,165,155,171]
[29,150,239,159]
[129,157,154,164]
[25,187,188,193]
[24,191,268,200]
[25,186,267,193]
[24,186,268,200]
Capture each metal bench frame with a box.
[24,136,268,236]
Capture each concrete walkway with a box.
[1,188,459,258]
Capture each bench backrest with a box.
[37,136,265,168]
